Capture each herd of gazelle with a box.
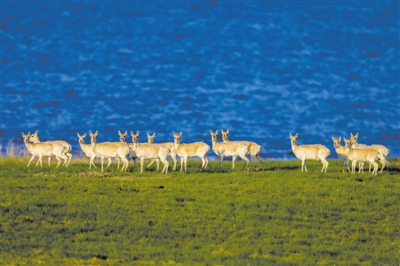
[20,130,389,175]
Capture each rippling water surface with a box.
[2,2,399,159]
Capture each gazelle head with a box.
[21,132,31,143]
[344,137,352,148]
[118,130,128,143]
[350,132,359,145]
[209,130,219,142]
[289,133,298,146]
[130,131,140,143]
[29,130,40,143]
[221,129,230,142]
[77,132,86,144]
[173,132,182,144]
[147,133,155,143]
[89,130,98,144]
[332,136,342,148]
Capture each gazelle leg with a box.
[232,155,237,169]
[27,156,36,167]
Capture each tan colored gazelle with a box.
[29,130,72,167]
[77,132,122,170]
[89,130,130,172]
[77,132,116,169]
[173,132,210,172]
[209,130,249,172]
[343,137,380,176]
[129,131,170,174]
[22,132,68,167]
[331,137,351,172]
[221,129,264,170]
[350,133,389,172]
[146,132,178,171]
[289,133,330,173]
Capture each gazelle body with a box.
[129,131,169,174]
[331,137,350,172]
[29,130,72,166]
[350,133,389,173]
[147,133,177,171]
[173,132,210,172]
[221,129,264,170]
[89,130,130,172]
[210,130,249,171]
[22,132,68,167]
[289,133,330,173]
[344,138,380,176]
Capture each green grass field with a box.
[1,157,399,265]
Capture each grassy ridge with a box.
[1,158,399,265]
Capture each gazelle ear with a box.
[331,137,335,141]
[153,133,155,137]
[355,133,358,138]
[89,130,92,134]
[216,130,218,134]
[350,132,354,137]
[289,133,292,137]
[227,129,229,134]
[209,130,213,134]
[339,136,341,141]
[295,133,298,137]
[22,132,25,136]
[179,132,182,136]
[95,130,98,135]
[147,132,150,137]
[124,130,127,135]
[130,131,134,136]
[35,130,38,134]
[77,133,80,138]
[118,130,122,135]
[136,131,139,136]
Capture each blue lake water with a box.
[2,2,399,159]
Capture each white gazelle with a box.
[343,137,381,176]
[221,129,264,170]
[289,133,330,173]
[350,133,389,173]
[78,132,118,169]
[22,132,68,167]
[146,132,178,171]
[173,132,210,172]
[210,130,249,171]
[29,130,72,166]
[89,130,129,172]
[331,137,350,172]
[129,131,170,174]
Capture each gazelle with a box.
[221,129,264,170]
[343,137,380,176]
[173,132,210,172]
[29,130,72,166]
[22,132,68,167]
[77,132,102,169]
[209,130,249,172]
[146,132,178,171]
[350,133,389,173]
[331,137,350,172]
[89,130,130,172]
[289,133,330,173]
[129,131,170,174]
[77,132,122,169]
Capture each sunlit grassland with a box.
[1,157,399,265]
